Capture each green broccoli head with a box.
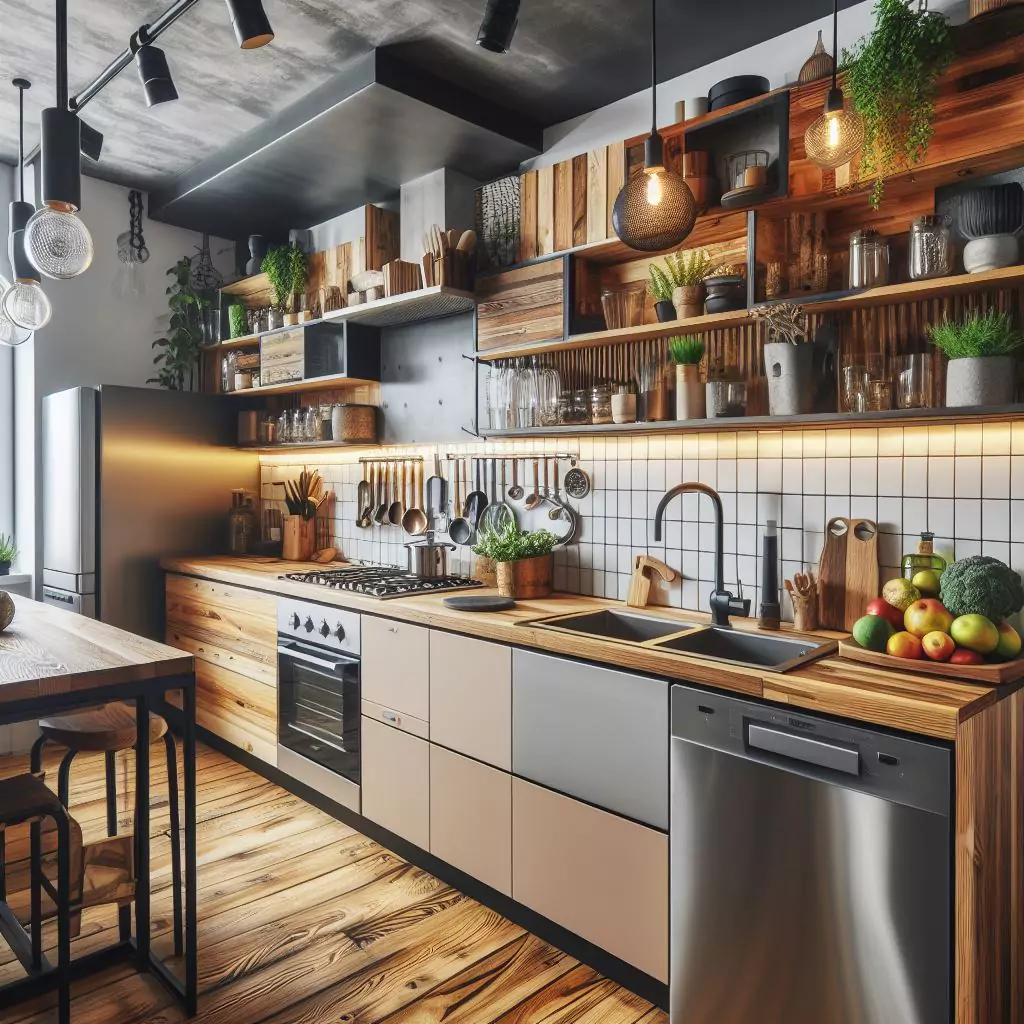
[939,556,1024,622]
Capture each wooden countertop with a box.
[161,555,1004,740]
[0,596,193,706]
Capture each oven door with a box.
[278,639,360,786]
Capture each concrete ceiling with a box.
[0,0,860,195]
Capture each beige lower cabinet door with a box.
[429,744,512,895]
[361,716,430,849]
[512,777,668,983]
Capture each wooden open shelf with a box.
[322,285,474,329]
[221,272,272,304]
[480,403,1024,438]
[228,374,379,397]
[476,264,1024,362]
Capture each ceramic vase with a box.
[246,234,268,276]
[963,235,1019,274]
[945,356,1016,407]
[673,284,705,320]
[765,342,814,416]
[675,364,706,420]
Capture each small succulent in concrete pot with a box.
[928,308,1023,408]
[668,335,707,421]
[0,533,16,576]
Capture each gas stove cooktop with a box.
[281,564,484,600]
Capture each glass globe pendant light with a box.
[0,275,32,346]
[804,0,864,170]
[612,0,696,252]
[25,0,94,281]
[4,77,52,332]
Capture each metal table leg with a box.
[183,681,198,1014]
[134,694,150,970]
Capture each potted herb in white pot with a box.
[648,264,677,323]
[668,335,706,420]
[928,308,1023,407]
[0,533,16,575]
[666,249,719,320]
[474,521,557,599]
[754,303,813,416]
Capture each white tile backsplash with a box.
[261,421,1017,622]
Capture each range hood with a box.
[148,49,543,239]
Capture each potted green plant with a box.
[842,0,953,209]
[150,258,209,391]
[474,521,557,599]
[261,244,308,327]
[648,264,677,323]
[928,308,1024,407]
[668,335,706,420]
[665,249,719,319]
[227,302,248,339]
[752,303,812,416]
[0,533,15,575]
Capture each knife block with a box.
[282,516,315,561]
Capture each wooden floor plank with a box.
[0,742,662,1024]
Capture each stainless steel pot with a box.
[405,534,456,578]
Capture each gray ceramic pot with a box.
[765,342,814,416]
[945,356,1016,407]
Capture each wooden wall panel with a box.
[572,154,588,247]
[519,170,538,262]
[586,147,608,244]
[476,260,564,352]
[536,164,555,257]
[955,688,1024,1024]
[606,140,625,239]
[364,205,401,272]
[553,160,574,253]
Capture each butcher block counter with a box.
[161,554,1006,741]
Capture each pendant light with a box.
[24,0,94,281]
[225,0,275,49]
[803,0,864,170]
[477,0,520,53]
[3,78,51,334]
[611,0,696,252]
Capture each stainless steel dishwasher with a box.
[670,684,951,1024]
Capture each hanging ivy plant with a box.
[150,258,209,391]
[842,0,953,208]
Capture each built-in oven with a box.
[277,597,362,813]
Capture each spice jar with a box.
[848,229,889,288]
[590,384,613,425]
[908,215,952,281]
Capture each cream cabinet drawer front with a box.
[361,716,430,849]
[362,616,430,721]
[429,745,511,896]
[429,632,511,770]
[361,698,429,740]
[512,778,668,983]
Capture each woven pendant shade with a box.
[804,105,864,169]
[612,169,697,251]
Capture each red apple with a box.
[950,648,985,666]
[921,630,955,662]
[887,631,923,660]
[903,599,954,639]
[866,597,904,629]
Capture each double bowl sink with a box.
[527,608,835,673]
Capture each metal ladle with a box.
[402,460,428,536]
[449,458,475,546]
[507,458,524,502]
[525,457,547,511]
[357,463,374,528]
[388,460,406,527]
[372,461,390,526]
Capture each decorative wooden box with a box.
[259,321,381,386]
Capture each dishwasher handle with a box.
[747,722,860,776]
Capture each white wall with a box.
[531,0,966,170]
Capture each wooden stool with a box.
[0,773,73,1024]
[30,703,183,956]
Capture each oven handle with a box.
[278,641,360,673]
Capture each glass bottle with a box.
[901,532,947,583]
[228,490,257,555]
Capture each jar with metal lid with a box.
[908,215,952,281]
[848,229,890,289]
[590,384,613,424]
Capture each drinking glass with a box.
[486,365,512,430]
[896,353,936,409]
[538,366,562,426]
[303,406,320,442]
[512,358,539,428]
[289,408,304,443]
[277,411,291,444]
[864,379,893,412]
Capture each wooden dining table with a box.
[0,595,198,1016]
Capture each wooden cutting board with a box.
[817,517,879,630]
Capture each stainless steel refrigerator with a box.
[42,385,257,638]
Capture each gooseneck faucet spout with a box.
[653,482,750,627]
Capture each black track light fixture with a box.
[477,0,520,53]
[225,0,275,50]
[133,32,178,107]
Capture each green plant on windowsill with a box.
[0,533,17,571]
[928,309,1024,360]
[668,335,706,365]
[473,521,556,563]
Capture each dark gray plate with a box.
[443,595,516,612]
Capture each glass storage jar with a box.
[590,384,613,424]
[908,215,952,281]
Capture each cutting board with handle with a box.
[817,517,879,630]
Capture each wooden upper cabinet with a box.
[429,632,511,771]
[475,259,564,353]
[361,616,429,722]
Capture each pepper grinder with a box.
[759,520,781,630]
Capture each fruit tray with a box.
[838,639,1024,685]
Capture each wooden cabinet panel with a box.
[362,616,429,721]
[512,778,668,982]
[475,260,564,353]
[361,717,430,849]
[429,632,511,770]
[429,745,511,895]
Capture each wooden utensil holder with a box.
[496,554,553,599]
[283,516,315,561]
[791,592,819,632]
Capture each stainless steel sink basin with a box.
[530,609,696,643]
[654,627,835,672]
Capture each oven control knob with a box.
[319,620,330,638]
[304,616,315,633]
[333,623,346,642]
[289,613,301,630]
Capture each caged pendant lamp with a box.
[24,0,94,281]
[3,78,51,335]
[612,0,696,252]
[803,0,864,170]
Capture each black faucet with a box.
[653,482,750,628]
